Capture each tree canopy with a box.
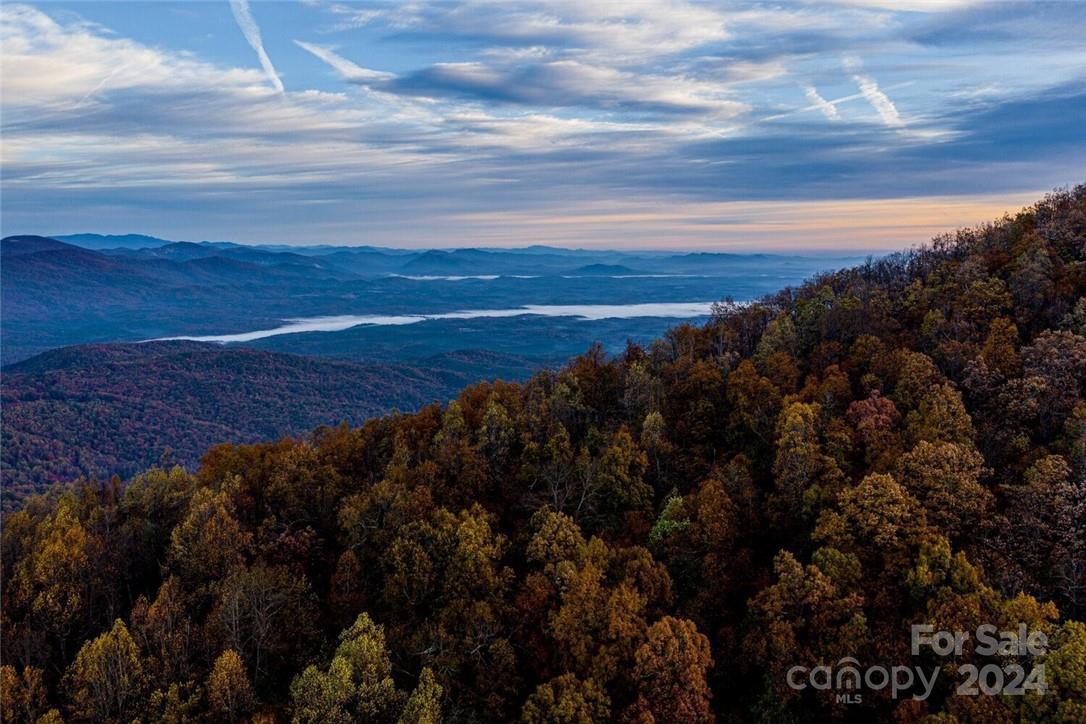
[3,186,1085,721]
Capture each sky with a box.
[1,1,1084,251]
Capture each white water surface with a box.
[153,302,717,344]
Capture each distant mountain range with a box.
[52,233,225,249]
[0,341,539,510]
[40,232,858,269]
[1,234,864,365]
[0,233,867,503]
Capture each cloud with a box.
[445,192,1046,251]
[2,2,1083,249]
[295,37,748,118]
[831,0,975,10]
[0,4,270,111]
[803,86,841,121]
[229,0,284,93]
[388,60,747,117]
[843,56,903,127]
[1,6,435,185]
[293,40,394,84]
[365,1,732,62]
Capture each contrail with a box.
[294,40,394,84]
[850,73,902,127]
[230,0,284,93]
[763,81,914,122]
[75,62,132,106]
[804,86,840,121]
[843,56,903,127]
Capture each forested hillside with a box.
[3,187,1085,722]
[1,342,538,510]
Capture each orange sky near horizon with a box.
[428,191,1050,253]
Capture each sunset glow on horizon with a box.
[2,1,1083,250]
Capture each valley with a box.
[3,2,1081,719]
[2,234,862,364]
[1,233,863,504]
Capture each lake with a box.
[153,301,719,344]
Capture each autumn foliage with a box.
[2,187,1086,721]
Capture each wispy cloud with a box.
[293,40,394,84]
[346,1,732,63]
[295,38,747,118]
[2,1,1083,248]
[843,56,903,127]
[229,0,283,93]
[832,0,974,10]
[804,86,841,121]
